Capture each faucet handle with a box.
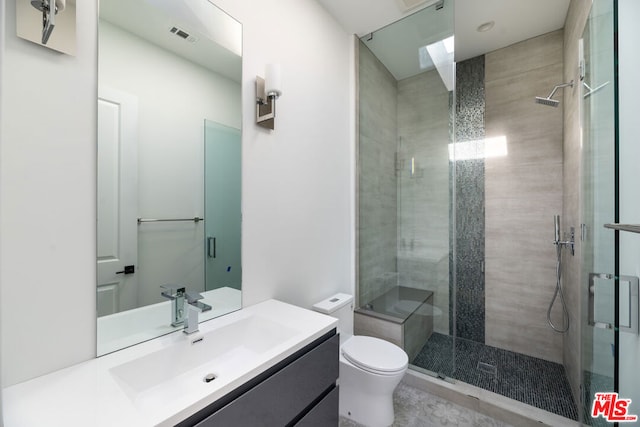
[185,290,212,313]
[185,290,204,304]
[160,285,186,300]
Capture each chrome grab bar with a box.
[207,237,216,258]
[137,217,203,224]
[588,273,639,335]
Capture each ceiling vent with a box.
[395,0,443,13]
[169,26,197,43]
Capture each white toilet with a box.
[312,293,408,427]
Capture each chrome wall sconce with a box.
[256,64,282,130]
[17,0,75,55]
[30,0,65,44]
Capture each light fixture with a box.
[256,64,282,130]
[476,21,495,33]
[31,0,66,44]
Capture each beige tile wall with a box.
[484,30,565,363]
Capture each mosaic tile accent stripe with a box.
[455,56,486,142]
[412,333,579,420]
[450,55,486,343]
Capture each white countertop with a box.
[3,299,337,427]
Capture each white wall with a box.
[0,0,97,387]
[0,0,354,388]
[211,0,355,309]
[99,21,241,308]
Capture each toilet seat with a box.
[342,336,408,375]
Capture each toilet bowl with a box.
[339,335,408,426]
[312,294,408,427]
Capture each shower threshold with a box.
[403,368,580,427]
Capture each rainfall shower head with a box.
[535,80,574,107]
[535,96,560,107]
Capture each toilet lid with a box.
[342,336,408,373]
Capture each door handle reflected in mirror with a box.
[116,265,135,275]
[207,237,216,258]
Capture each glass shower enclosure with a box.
[204,120,242,291]
[357,0,640,424]
[357,0,584,422]
[356,1,456,379]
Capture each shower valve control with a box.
[556,227,575,256]
[568,227,575,256]
[553,215,575,256]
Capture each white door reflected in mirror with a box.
[97,88,139,316]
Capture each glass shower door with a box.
[355,1,455,380]
[204,120,241,291]
[580,1,616,424]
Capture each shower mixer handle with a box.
[554,228,575,256]
[552,216,574,256]
[566,227,575,256]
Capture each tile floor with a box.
[339,383,514,427]
[412,333,579,420]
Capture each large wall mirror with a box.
[96,0,242,356]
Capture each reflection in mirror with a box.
[96,0,242,356]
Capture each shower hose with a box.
[547,243,570,333]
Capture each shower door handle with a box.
[207,237,216,258]
[588,273,639,335]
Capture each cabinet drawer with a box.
[294,386,339,427]
[193,333,339,427]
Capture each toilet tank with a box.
[312,293,354,341]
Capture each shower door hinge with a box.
[579,38,585,81]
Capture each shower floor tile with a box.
[583,370,614,427]
[412,332,579,420]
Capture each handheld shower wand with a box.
[548,215,573,333]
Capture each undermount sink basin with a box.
[110,313,298,399]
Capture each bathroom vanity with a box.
[3,300,338,426]
[178,331,339,426]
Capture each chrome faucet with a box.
[160,285,186,326]
[183,291,212,334]
[160,285,212,333]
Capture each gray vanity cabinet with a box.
[177,330,339,426]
